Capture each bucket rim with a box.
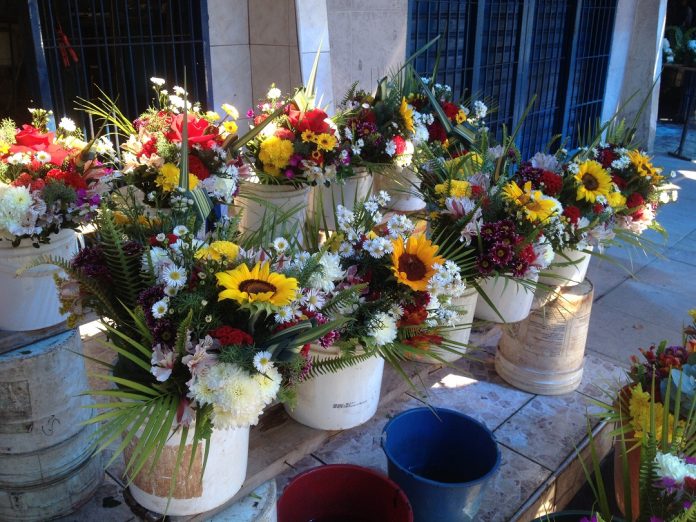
[278,463,413,520]
[381,406,502,488]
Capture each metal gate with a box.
[29,0,211,128]
[407,0,618,155]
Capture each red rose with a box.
[540,171,563,196]
[427,121,447,143]
[562,205,581,224]
[441,101,459,122]
[10,125,72,165]
[626,192,644,209]
[188,155,210,180]
[165,114,218,148]
[296,108,330,134]
[597,147,617,169]
[274,128,296,141]
[209,326,254,346]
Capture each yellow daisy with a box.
[606,191,626,209]
[399,97,415,134]
[434,179,471,201]
[390,234,445,291]
[216,262,298,306]
[501,180,530,206]
[223,121,238,135]
[301,130,316,143]
[315,133,338,152]
[575,160,612,203]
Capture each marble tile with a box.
[494,393,601,471]
[249,0,290,46]
[207,0,249,46]
[210,44,253,115]
[250,45,291,101]
[575,351,627,402]
[630,257,696,293]
[300,51,335,111]
[295,0,330,53]
[477,445,553,522]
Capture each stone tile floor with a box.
[61,130,696,521]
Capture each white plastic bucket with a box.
[236,182,310,236]
[474,273,539,323]
[376,166,425,212]
[128,425,250,516]
[538,246,594,287]
[0,229,78,331]
[409,290,479,364]
[308,169,372,230]
[284,345,385,430]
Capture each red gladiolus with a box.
[165,113,218,148]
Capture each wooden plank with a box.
[0,322,71,355]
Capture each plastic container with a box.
[277,464,413,522]
[538,247,594,287]
[308,168,372,230]
[474,272,538,323]
[382,407,501,522]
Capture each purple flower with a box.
[579,517,597,522]
[246,109,255,119]
[71,246,111,281]
[284,169,295,179]
[686,456,696,465]
[476,255,494,276]
[490,241,513,267]
[122,240,144,257]
[288,153,303,167]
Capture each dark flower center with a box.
[239,279,276,294]
[398,253,427,281]
[582,173,599,191]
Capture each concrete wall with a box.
[601,0,668,151]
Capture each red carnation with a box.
[165,113,218,148]
[519,244,537,264]
[685,476,696,495]
[540,171,563,196]
[441,101,459,122]
[274,128,296,141]
[562,205,581,225]
[392,135,407,156]
[593,203,604,214]
[612,174,627,190]
[360,109,377,124]
[597,147,617,169]
[427,121,447,143]
[188,155,210,180]
[626,192,644,209]
[209,326,254,346]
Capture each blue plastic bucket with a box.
[382,407,501,522]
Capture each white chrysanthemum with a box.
[151,299,169,319]
[335,205,354,232]
[150,77,165,86]
[162,264,187,288]
[338,242,354,258]
[386,214,415,238]
[473,100,488,119]
[253,366,282,404]
[169,94,185,109]
[199,175,237,204]
[272,237,289,252]
[173,85,186,96]
[252,351,274,373]
[7,153,29,165]
[530,152,559,171]
[58,117,77,133]
[267,87,282,100]
[369,312,398,347]
[173,225,188,236]
[654,451,696,485]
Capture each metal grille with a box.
[407,0,618,154]
[31,0,211,129]
[563,0,618,146]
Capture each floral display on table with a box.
[663,26,696,66]
[85,78,244,208]
[0,108,115,244]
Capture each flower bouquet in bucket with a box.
[285,191,472,430]
[39,199,347,515]
[0,108,117,330]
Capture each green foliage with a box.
[42,180,77,207]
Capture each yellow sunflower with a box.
[390,234,445,291]
[196,241,240,262]
[628,150,664,185]
[315,133,338,152]
[606,191,626,209]
[216,262,298,306]
[523,191,558,223]
[399,97,415,134]
[574,160,612,203]
[501,180,531,206]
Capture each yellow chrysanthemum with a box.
[205,111,221,121]
[156,163,181,192]
[434,179,471,200]
[629,384,682,443]
[301,130,316,143]
[628,150,664,185]
[575,160,612,203]
[455,109,467,125]
[502,181,526,205]
[0,142,9,155]
[221,103,239,119]
[195,241,240,262]
[399,97,415,134]
[258,136,294,177]
[465,152,483,169]
[216,262,298,306]
[113,210,130,225]
[606,191,626,209]
[188,173,199,190]
[315,133,337,152]
[223,121,238,135]
[390,234,445,291]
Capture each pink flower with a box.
[150,344,176,382]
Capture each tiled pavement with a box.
[60,141,696,520]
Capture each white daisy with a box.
[163,285,178,297]
[150,77,165,86]
[272,237,289,252]
[162,265,187,288]
[34,151,51,164]
[173,225,188,236]
[338,242,354,258]
[156,233,166,242]
[253,351,274,373]
[58,117,77,133]
[275,306,294,324]
[301,289,325,312]
[151,299,169,319]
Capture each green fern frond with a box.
[306,350,377,377]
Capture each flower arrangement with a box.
[244,85,342,186]
[298,191,470,366]
[0,108,115,244]
[45,195,347,487]
[84,78,244,208]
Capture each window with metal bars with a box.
[29,0,211,131]
[407,0,618,156]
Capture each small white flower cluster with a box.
[663,38,675,63]
[386,214,415,238]
[0,184,43,239]
[427,261,467,298]
[412,110,434,145]
[142,226,200,299]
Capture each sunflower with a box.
[216,262,298,306]
[315,133,337,151]
[501,181,526,205]
[196,241,240,261]
[523,191,559,223]
[575,160,612,203]
[390,234,445,291]
[628,150,664,185]
[399,97,415,134]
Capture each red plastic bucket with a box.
[277,464,413,522]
